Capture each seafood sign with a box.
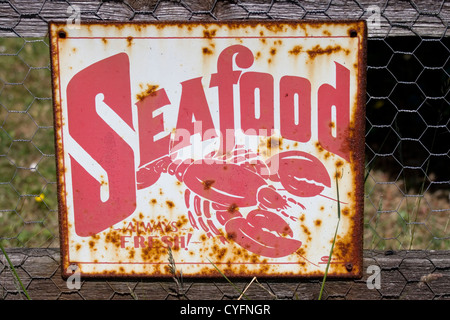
[50,21,366,278]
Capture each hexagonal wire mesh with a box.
[0,0,449,300]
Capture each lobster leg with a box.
[190,193,228,243]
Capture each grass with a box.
[318,173,342,300]
[0,242,30,299]
[0,36,58,248]
[364,169,450,250]
[168,246,186,298]
[364,112,450,250]
[206,257,250,300]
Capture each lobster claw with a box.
[266,151,331,197]
[136,156,172,190]
[225,209,302,258]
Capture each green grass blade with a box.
[318,174,341,300]
[206,257,249,300]
[0,242,31,300]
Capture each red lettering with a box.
[280,75,312,142]
[160,235,184,249]
[121,236,131,248]
[239,72,274,134]
[172,77,217,152]
[170,221,179,232]
[147,236,155,248]
[126,222,135,232]
[318,62,350,161]
[141,221,154,233]
[173,235,184,249]
[210,45,254,154]
[141,221,164,233]
[136,88,171,167]
[67,53,136,237]
[161,235,172,248]
[134,235,146,248]
[66,46,352,239]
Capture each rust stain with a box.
[166,200,175,208]
[315,141,324,153]
[288,45,303,55]
[202,47,213,55]
[335,160,344,168]
[264,23,286,33]
[203,29,217,39]
[306,44,350,59]
[127,36,133,47]
[342,207,350,216]
[136,84,159,101]
[105,229,121,248]
[202,179,215,190]
[301,225,311,237]
[128,248,135,259]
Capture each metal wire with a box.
[0,0,449,300]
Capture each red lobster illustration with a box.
[136,146,331,258]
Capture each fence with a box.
[0,0,449,300]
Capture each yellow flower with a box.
[35,193,45,202]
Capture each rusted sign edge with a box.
[49,22,70,279]
[49,20,367,279]
[347,19,367,281]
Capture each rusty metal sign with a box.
[50,21,366,279]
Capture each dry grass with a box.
[364,170,450,250]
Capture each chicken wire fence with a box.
[0,0,449,299]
